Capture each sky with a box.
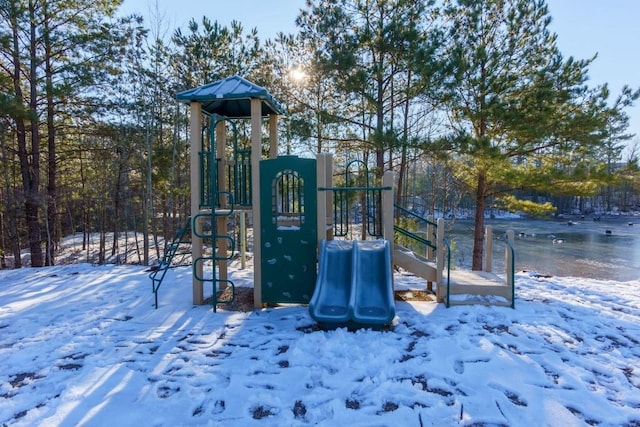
[118,0,640,155]
[1,234,639,425]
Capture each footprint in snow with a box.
[156,382,180,398]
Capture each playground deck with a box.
[447,270,513,307]
[393,243,514,308]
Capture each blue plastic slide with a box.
[349,240,396,325]
[309,240,354,323]
[309,239,395,326]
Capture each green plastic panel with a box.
[260,156,317,304]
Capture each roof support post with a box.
[216,120,228,285]
[382,171,395,289]
[324,153,334,240]
[269,114,278,158]
[316,154,327,245]
[251,98,263,308]
[190,101,204,305]
[382,171,395,244]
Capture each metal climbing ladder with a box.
[192,194,237,312]
[151,114,240,311]
[193,113,239,312]
[150,217,192,308]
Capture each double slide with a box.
[309,239,396,326]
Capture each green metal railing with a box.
[319,185,391,238]
[322,160,386,238]
[393,205,451,304]
[444,237,452,308]
[200,114,252,209]
[150,217,192,309]
[200,150,214,208]
[393,204,438,252]
[227,149,252,206]
[504,234,516,309]
[444,232,515,308]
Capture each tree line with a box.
[1,0,638,270]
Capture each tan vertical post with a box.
[382,171,395,289]
[436,217,445,302]
[190,102,204,305]
[382,171,394,244]
[215,119,227,194]
[251,98,263,308]
[215,120,228,286]
[316,153,328,245]
[427,215,434,260]
[269,114,278,158]
[426,214,435,292]
[325,153,333,240]
[505,230,514,288]
[484,225,493,272]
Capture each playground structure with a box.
[150,76,516,321]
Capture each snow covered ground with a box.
[1,257,639,426]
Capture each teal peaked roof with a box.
[175,75,286,117]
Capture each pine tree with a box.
[1,0,134,266]
[171,17,263,90]
[441,0,638,270]
[297,0,442,176]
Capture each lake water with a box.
[447,216,640,282]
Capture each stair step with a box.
[447,296,512,307]
[448,270,508,293]
[445,270,513,307]
[393,245,437,282]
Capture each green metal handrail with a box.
[444,237,452,308]
[391,205,453,305]
[394,204,438,228]
[393,204,438,251]
[150,217,192,309]
[215,279,236,304]
[192,192,235,239]
[504,234,516,309]
[393,225,436,250]
[443,233,515,308]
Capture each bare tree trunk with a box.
[132,211,142,264]
[395,79,412,208]
[0,210,5,268]
[79,149,89,252]
[143,126,151,266]
[472,170,488,270]
[99,207,106,264]
[396,147,407,208]
[43,2,57,266]
[17,0,43,267]
[1,123,22,268]
[430,164,436,216]
[112,148,126,257]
